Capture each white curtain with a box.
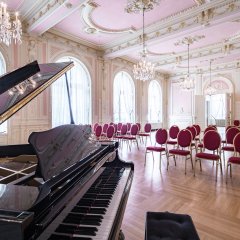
[148,80,162,122]
[113,71,135,123]
[0,52,7,133]
[52,57,91,127]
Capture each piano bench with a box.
[145,211,200,240]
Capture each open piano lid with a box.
[0,60,74,125]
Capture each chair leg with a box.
[185,156,187,175]
[144,151,147,166]
[219,159,223,174]
[194,158,197,177]
[215,161,218,181]
[226,163,229,183]
[159,153,162,170]
[200,160,202,171]
[230,164,232,178]
[190,154,193,170]
[136,139,139,150]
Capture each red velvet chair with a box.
[115,124,128,147]
[168,129,193,174]
[117,122,122,135]
[221,127,240,163]
[194,130,222,181]
[105,125,115,140]
[193,124,201,142]
[186,126,197,151]
[145,128,168,170]
[93,123,98,133]
[95,125,102,140]
[122,124,139,151]
[101,123,109,138]
[138,123,152,145]
[167,125,180,147]
[226,132,240,183]
[197,126,217,152]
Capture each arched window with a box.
[52,56,91,127]
[148,80,162,122]
[113,71,135,123]
[0,52,7,133]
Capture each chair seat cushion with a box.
[146,146,165,152]
[167,140,177,145]
[169,149,190,156]
[222,146,234,152]
[197,143,203,148]
[228,156,240,164]
[145,211,200,240]
[138,133,150,137]
[115,135,124,139]
[196,152,220,160]
[123,136,136,140]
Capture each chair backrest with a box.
[233,132,240,154]
[102,123,109,133]
[177,129,192,148]
[203,130,221,151]
[95,125,102,138]
[117,123,122,131]
[169,125,180,139]
[106,125,114,139]
[226,125,234,132]
[186,126,196,140]
[127,123,132,131]
[144,123,152,133]
[113,123,118,134]
[225,127,240,144]
[130,124,138,136]
[193,124,201,136]
[204,126,216,134]
[156,128,168,145]
[109,122,114,125]
[93,123,98,132]
[136,123,141,132]
[120,124,128,135]
[233,120,240,126]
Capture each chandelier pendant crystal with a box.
[132,6,155,81]
[205,60,216,96]
[0,2,22,46]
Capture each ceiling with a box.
[6,0,240,76]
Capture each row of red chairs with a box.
[92,122,153,150]
[145,124,240,182]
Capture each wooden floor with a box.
[120,137,240,240]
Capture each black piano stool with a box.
[145,211,200,240]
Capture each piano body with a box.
[0,61,134,240]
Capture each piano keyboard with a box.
[37,167,131,240]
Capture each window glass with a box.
[113,71,135,123]
[148,80,162,122]
[52,57,91,127]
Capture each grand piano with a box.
[0,61,134,240]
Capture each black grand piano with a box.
[0,61,134,240]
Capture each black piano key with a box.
[63,213,103,225]
[77,199,110,207]
[56,224,97,236]
[83,193,112,200]
[48,234,92,240]
[72,206,106,214]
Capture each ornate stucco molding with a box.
[104,0,240,56]
[82,1,136,34]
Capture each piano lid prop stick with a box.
[65,72,75,124]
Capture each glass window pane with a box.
[52,57,91,127]
[148,80,162,122]
[113,71,135,123]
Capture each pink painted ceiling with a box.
[5,0,240,74]
[55,0,195,45]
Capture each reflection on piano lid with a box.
[0,60,74,125]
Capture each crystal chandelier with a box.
[0,2,22,46]
[132,7,155,81]
[205,60,216,96]
[180,42,195,90]
[125,0,160,13]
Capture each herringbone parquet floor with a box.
[120,138,240,240]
